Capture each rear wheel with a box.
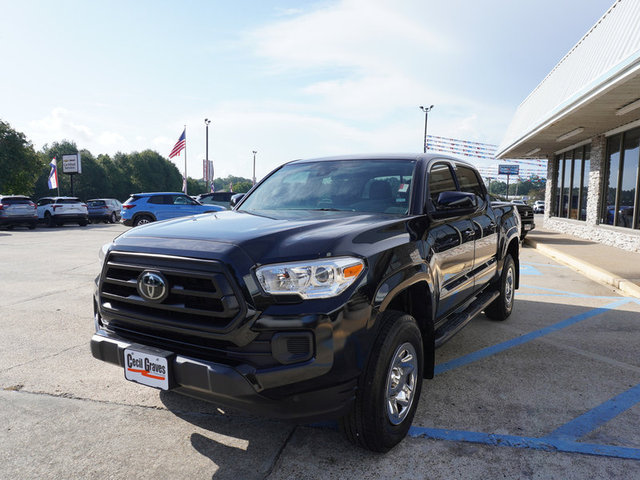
[28,222,36,230]
[133,215,153,227]
[340,310,423,452]
[485,254,515,321]
[109,212,117,223]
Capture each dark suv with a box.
[92,154,520,452]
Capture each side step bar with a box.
[434,289,500,348]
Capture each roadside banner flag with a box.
[48,157,58,189]
[229,183,233,193]
[169,129,186,158]
[182,176,187,193]
[210,182,215,193]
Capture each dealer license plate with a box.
[524,224,533,230]
[124,347,170,390]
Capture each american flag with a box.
[169,129,186,158]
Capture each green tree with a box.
[214,175,253,193]
[0,120,42,195]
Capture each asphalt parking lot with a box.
[1,223,639,479]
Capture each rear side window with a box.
[456,166,484,197]
[124,195,142,204]
[148,195,172,205]
[428,163,457,203]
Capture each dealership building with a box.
[497,0,640,252]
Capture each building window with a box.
[552,144,590,220]
[602,127,640,229]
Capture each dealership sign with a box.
[62,154,82,174]
[498,164,519,175]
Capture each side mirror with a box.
[230,193,245,208]
[432,191,477,217]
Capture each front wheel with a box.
[45,212,55,228]
[340,310,423,452]
[485,254,516,321]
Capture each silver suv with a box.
[87,198,122,224]
[37,197,89,227]
[0,195,38,229]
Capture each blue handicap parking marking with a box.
[310,292,640,460]
[520,263,542,276]
[427,295,640,460]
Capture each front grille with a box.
[99,252,245,339]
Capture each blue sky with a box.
[1,0,614,181]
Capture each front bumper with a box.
[91,329,355,421]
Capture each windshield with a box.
[240,159,416,214]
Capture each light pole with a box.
[205,118,211,190]
[252,150,257,185]
[419,105,434,153]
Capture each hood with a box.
[113,210,413,265]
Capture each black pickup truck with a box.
[91,154,521,452]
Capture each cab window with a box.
[455,165,485,198]
[428,163,457,204]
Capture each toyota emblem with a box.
[137,271,168,302]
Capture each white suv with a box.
[533,200,545,214]
[37,197,89,227]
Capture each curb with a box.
[524,237,640,299]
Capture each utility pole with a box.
[419,105,434,153]
[205,118,211,190]
[252,150,257,185]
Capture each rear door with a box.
[453,164,498,292]
[37,198,52,218]
[426,162,476,318]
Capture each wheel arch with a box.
[381,278,436,379]
[132,212,156,223]
[505,237,520,289]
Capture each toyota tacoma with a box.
[91,154,520,452]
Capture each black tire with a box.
[45,212,55,228]
[28,223,36,230]
[485,254,516,321]
[109,212,117,223]
[133,214,153,227]
[79,220,88,226]
[340,310,423,452]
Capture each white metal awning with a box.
[497,0,640,159]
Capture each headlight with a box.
[98,243,111,264]
[255,257,365,299]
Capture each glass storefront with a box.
[602,126,640,229]
[553,144,591,220]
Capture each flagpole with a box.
[184,124,188,195]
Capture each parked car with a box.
[533,200,545,214]
[195,191,235,209]
[87,198,122,224]
[120,192,225,227]
[0,195,38,229]
[92,154,521,452]
[489,195,535,240]
[36,197,88,227]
